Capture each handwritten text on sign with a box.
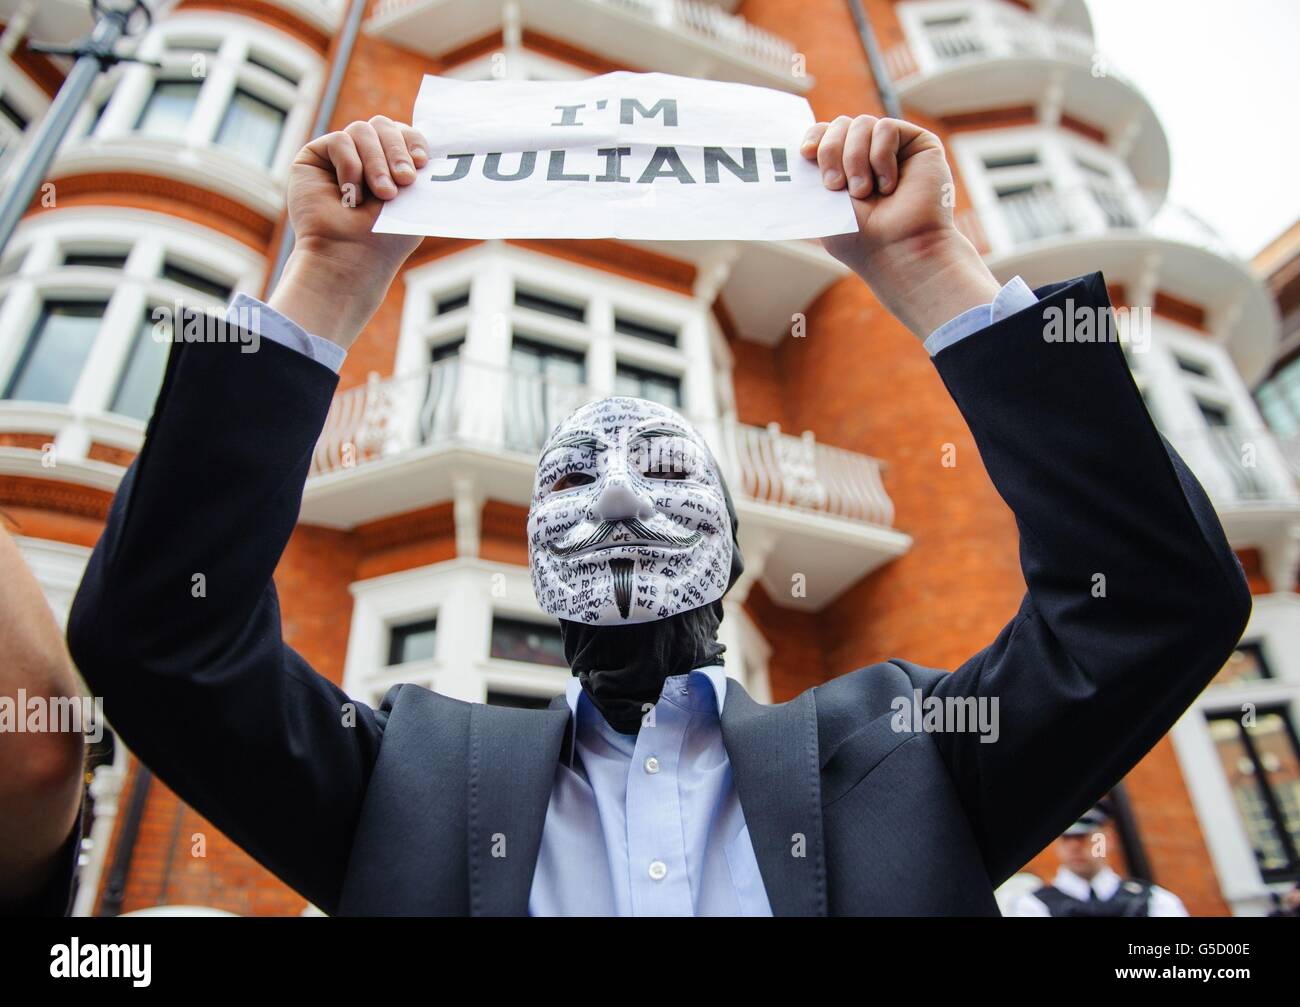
[373,72,858,241]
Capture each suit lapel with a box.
[467,702,569,916]
[721,679,828,916]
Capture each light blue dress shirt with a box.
[225,273,1038,916]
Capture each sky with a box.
[1084,0,1300,260]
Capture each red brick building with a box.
[0,0,1294,916]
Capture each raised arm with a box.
[0,519,85,913]
[805,116,1251,884]
[66,118,429,914]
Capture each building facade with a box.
[0,0,1294,916]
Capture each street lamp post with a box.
[0,0,155,256]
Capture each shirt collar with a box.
[1054,865,1121,901]
[562,665,728,766]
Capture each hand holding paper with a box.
[373,71,859,241]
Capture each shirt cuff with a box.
[922,275,1038,356]
[225,293,347,374]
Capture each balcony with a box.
[366,0,807,92]
[1163,426,1300,581]
[303,357,910,610]
[885,1,1167,190]
[956,185,1280,384]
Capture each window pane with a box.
[110,311,170,421]
[1198,400,1230,427]
[215,89,286,168]
[514,287,585,322]
[615,363,681,408]
[435,289,470,314]
[614,313,677,347]
[136,80,201,139]
[0,94,29,132]
[162,260,233,302]
[387,617,437,666]
[490,617,566,667]
[63,251,129,271]
[1209,712,1300,877]
[1212,642,1273,687]
[3,301,104,404]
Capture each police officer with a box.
[1012,805,1189,917]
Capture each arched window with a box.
[62,12,322,200]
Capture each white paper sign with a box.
[373,71,858,242]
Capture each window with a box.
[1197,400,1231,427]
[387,617,438,666]
[0,94,29,133]
[3,301,106,404]
[214,88,287,168]
[511,336,586,385]
[110,310,171,422]
[1212,642,1274,688]
[136,80,202,139]
[0,213,257,437]
[435,288,470,315]
[615,313,678,347]
[615,363,682,407]
[162,260,233,302]
[490,616,566,667]
[63,250,130,271]
[83,17,318,174]
[508,337,587,451]
[515,286,586,323]
[1256,355,1300,438]
[1208,709,1300,880]
[1175,354,1211,377]
[418,338,463,444]
[921,13,984,62]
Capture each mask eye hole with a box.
[635,436,697,481]
[552,471,596,492]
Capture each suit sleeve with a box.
[910,271,1252,886]
[66,330,386,915]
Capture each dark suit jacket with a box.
[67,272,1252,916]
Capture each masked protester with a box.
[68,113,1250,916]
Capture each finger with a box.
[325,130,364,203]
[345,120,397,198]
[370,115,416,186]
[868,117,902,195]
[817,115,853,189]
[799,121,829,160]
[842,115,878,199]
[401,124,429,167]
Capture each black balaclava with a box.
[558,476,744,733]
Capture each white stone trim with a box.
[1170,592,1300,915]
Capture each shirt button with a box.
[648,860,668,881]
[644,756,661,775]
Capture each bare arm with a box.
[0,518,85,907]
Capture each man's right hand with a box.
[270,116,429,350]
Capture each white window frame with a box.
[1171,593,1300,915]
[58,12,322,214]
[1137,316,1297,507]
[0,207,263,462]
[392,242,721,452]
[342,558,569,708]
[343,556,771,709]
[0,46,50,178]
[951,125,1147,255]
